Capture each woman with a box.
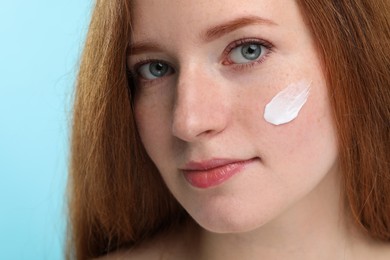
[67,0,390,259]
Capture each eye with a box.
[228,43,267,64]
[138,61,173,80]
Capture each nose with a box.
[171,65,230,142]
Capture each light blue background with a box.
[0,1,92,259]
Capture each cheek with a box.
[134,99,154,143]
[240,75,338,175]
[134,95,173,162]
[264,83,339,176]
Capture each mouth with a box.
[181,158,258,189]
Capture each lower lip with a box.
[183,159,255,189]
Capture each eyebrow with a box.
[129,42,163,56]
[129,15,277,56]
[202,15,277,42]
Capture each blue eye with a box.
[138,61,173,80]
[229,43,266,64]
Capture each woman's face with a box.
[128,0,339,233]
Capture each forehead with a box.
[131,0,304,41]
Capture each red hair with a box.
[296,0,390,239]
[67,0,390,259]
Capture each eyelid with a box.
[128,37,274,85]
[129,58,175,82]
[222,38,274,66]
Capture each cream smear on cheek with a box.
[264,81,311,125]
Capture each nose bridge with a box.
[171,63,229,141]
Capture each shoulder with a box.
[97,222,199,260]
[352,234,390,260]
[369,241,390,260]
[96,242,164,260]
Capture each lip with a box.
[181,158,257,188]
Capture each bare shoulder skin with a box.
[96,218,390,260]
[97,221,199,260]
[99,234,390,260]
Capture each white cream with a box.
[264,81,311,125]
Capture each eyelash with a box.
[130,58,172,85]
[222,38,273,69]
[129,37,274,85]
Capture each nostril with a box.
[171,114,226,142]
[198,129,216,136]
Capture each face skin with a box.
[128,0,348,258]
[129,0,339,230]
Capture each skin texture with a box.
[130,0,338,232]
[124,0,390,259]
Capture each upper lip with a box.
[181,158,255,171]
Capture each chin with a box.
[194,213,269,234]
[189,200,274,234]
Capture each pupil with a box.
[156,63,163,70]
[150,62,168,77]
[242,44,261,60]
[248,46,256,53]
